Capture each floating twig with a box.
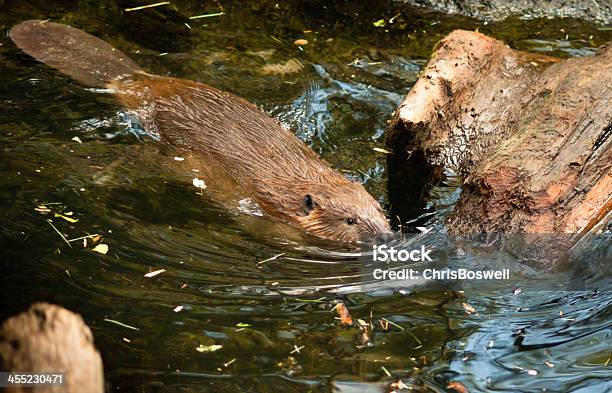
[257,253,285,265]
[46,219,72,248]
[104,318,140,331]
[67,233,101,243]
[189,12,225,19]
[125,2,170,12]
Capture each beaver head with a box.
[282,180,394,244]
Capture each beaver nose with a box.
[374,231,396,244]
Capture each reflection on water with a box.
[0,1,610,392]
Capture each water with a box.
[0,1,610,392]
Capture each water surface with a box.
[0,1,610,392]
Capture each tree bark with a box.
[386,30,611,253]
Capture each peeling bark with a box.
[387,30,611,253]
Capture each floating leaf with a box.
[334,302,352,325]
[373,19,385,27]
[92,244,109,254]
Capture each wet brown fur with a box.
[10,20,392,243]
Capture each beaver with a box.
[10,20,393,244]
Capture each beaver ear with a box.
[303,194,316,215]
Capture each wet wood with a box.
[0,303,104,393]
[387,30,611,250]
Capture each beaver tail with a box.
[10,20,142,88]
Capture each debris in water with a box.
[104,318,140,331]
[144,269,166,278]
[257,253,285,265]
[189,12,225,19]
[71,136,83,144]
[173,305,184,313]
[462,302,477,314]
[46,219,72,248]
[173,156,185,161]
[447,381,469,393]
[196,344,223,353]
[125,2,170,12]
[390,379,410,390]
[389,13,402,23]
[373,147,393,154]
[373,19,385,27]
[293,39,308,46]
[381,366,392,377]
[333,302,353,325]
[357,318,372,346]
[67,234,101,243]
[92,244,109,254]
[192,177,207,194]
[290,345,305,354]
[54,213,78,223]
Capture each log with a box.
[386,30,611,255]
[400,0,612,24]
[0,303,104,393]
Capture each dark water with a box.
[0,1,611,392]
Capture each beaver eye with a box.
[345,217,356,225]
[303,194,315,215]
